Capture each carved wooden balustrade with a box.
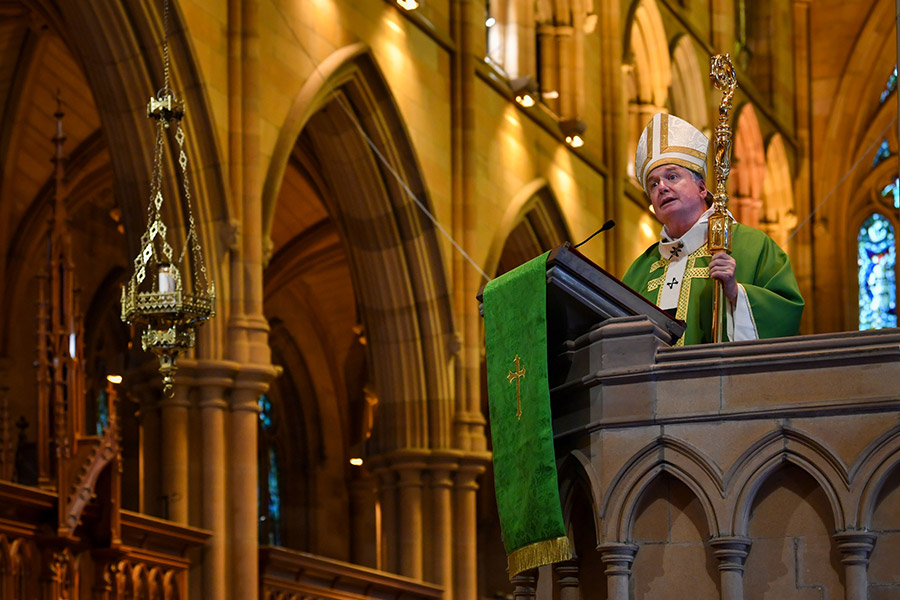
[260,547,443,600]
[0,481,209,600]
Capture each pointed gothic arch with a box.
[600,436,721,541]
[37,1,232,352]
[482,178,572,278]
[851,425,900,529]
[624,0,671,176]
[625,0,671,109]
[669,35,709,134]
[728,428,848,535]
[761,134,795,249]
[262,45,455,453]
[732,104,766,226]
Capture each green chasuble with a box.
[622,222,804,346]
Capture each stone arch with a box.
[624,0,671,176]
[669,35,709,134]
[731,104,767,227]
[559,450,603,536]
[601,436,721,541]
[265,316,344,553]
[1,134,114,359]
[818,0,896,197]
[33,2,232,352]
[558,450,606,593]
[850,425,900,529]
[625,0,670,108]
[728,428,848,535]
[761,134,796,249]
[262,45,455,452]
[482,178,572,278]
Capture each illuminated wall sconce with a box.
[485,16,496,27]
[560,119,587,148]
[510,75,538,108]
[397,0,419,10]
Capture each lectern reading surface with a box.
[545,243,685,346]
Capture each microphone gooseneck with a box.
[573,219,615,249]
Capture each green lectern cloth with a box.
[483,251,572,578]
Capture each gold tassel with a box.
[508,536,573,578]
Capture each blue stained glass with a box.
[858,214,897,330]
[873,139,891,168]
[96,389,109,435]
[881,178,900,209]
[259,394,273,430]
[880,66,898,104]
[257,394,282,546]
[265,447,282,546]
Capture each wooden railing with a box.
[260,546,443,600]
[0,481,209,600]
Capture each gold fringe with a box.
[507,536,573,578]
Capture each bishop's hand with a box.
[709,252,738,304]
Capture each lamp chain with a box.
[174,123,208,286]
[163,0,170,94]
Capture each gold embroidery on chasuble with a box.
[644,246,711,347]
[647,259,668,295]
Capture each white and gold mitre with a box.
[635,113,709,192]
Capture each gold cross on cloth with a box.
[507,354,526,420]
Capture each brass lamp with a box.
[121,2,214,397]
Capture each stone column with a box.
[709,536,752,600]
[395,457,426,579]
[598,542,638,600]
[350,473,379,568]
[230,383,263,600]
[197,364,233,600]
[453,463,484,600]
[555,25,575,117]
[537,23,559,113]
[428,458,456,597]
[834,531,876,600]
[135,385,160,516]
[159,380,190,523]
[511,569,537,600]
[377,466,399,573]
[555,559,580,600]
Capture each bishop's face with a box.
[647,164,708,238]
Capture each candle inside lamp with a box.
[158,264,176,293]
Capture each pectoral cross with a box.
[507,354,526,420]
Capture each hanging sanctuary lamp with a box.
[121,0,215,397]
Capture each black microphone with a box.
[573,219,615,249]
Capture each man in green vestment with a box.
[623,113,804,345]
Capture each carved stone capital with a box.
[598,542,639,576]
[709,536,752,573]
[511,568,538,600]
[834,530,877,566]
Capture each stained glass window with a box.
[258,394,282,546]
[880,66,898,104]
[873,139,891,168]
[858,214,897,330]
[881,177,900,208]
